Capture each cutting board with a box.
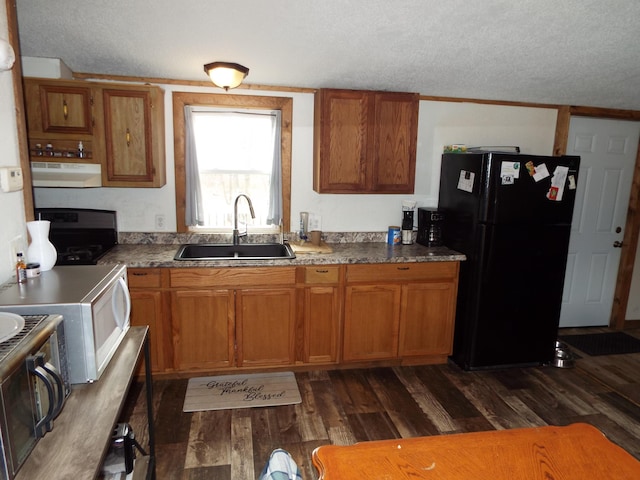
[290,241,333,254]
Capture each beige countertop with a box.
[98,242,465,268]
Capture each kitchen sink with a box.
[174,243,296,260]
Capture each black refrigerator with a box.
[438,152,580,370]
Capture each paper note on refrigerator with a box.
[533,163,550,182]
[457,170,475,193]
[547,166,569,201]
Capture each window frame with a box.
[173,91,292,233]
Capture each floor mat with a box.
[183,371,301,412]
[559,332,640,356]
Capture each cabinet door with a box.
[102,87,165,187]
[303,285,341,363]
[130,289,165,373]
[38,83,93,135]
[171,289,235,370]
[399,282,457,357]
[236,287,296,366]
[314,89,369,192]
[372,92,418,193]
[343,284,401,361]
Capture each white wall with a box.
[0,5,28,283]
[33,80,558,233]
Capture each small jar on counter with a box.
[26,262,41,278]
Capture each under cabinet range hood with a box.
[31,162,102,188]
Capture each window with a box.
[173,92,292,233]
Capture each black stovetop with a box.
[35,208,118,265]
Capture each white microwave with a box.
[0,264,131,384]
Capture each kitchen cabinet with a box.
[236,287,297,366]
[101,85,166,187]
[343,262,458,364]
[23,77,166,187]
[313,88,419,193]
[171,288,235,370]
[169,267,297,370]
[128,260,457,374]
[127,268,169,373]
[297,265,343,364]
[24,78,99,162]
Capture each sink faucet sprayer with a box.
[233,194,255,245]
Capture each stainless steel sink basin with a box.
[174,243,296,260]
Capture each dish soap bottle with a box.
[15,252,27,283]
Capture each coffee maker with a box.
[417,208,445,247]
[401,201,416,244]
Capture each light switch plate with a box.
[0,166,23,192]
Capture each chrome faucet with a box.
[233,194,255,245]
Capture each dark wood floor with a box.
[122,328,640,479]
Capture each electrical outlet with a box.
[155,214,166,230]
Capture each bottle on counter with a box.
[77,141,85,158]
[15,252,27,284]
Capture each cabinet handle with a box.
[315,269,329,273]
[397,266,410,271]
[126,128,131,146]
[132,272,148,276]
[62,100,68,120]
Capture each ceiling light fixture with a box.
[203,61,249,91]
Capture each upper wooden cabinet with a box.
[23,78,166,188]
[100,86,166,187]
[313,88,419,193]
[24,78,99,161]
[26,81,94,135]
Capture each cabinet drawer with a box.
[346,262,457,283]
[302,266,340,284]
[128,268,162,288]
[170,267,296,288]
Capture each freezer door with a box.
[482,153,580,225]
[439,153,580,226]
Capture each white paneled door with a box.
[559,117,640,327]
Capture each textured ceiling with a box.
[15,0,640,110]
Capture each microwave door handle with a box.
[27,354,56,438]
[42,361,67,419]
[112,276,132,329]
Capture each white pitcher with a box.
[27,220,57,271]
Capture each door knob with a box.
[613,241,623,248]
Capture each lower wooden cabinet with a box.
[128,261,458,374]
[171,289,235,370]
[128,269,167,373]
[399,281,457,357]
[344,262,459,364]
[343,284,401,361]
[170,267,297,371]
[236,287,296,366]
[299,266,342,364]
